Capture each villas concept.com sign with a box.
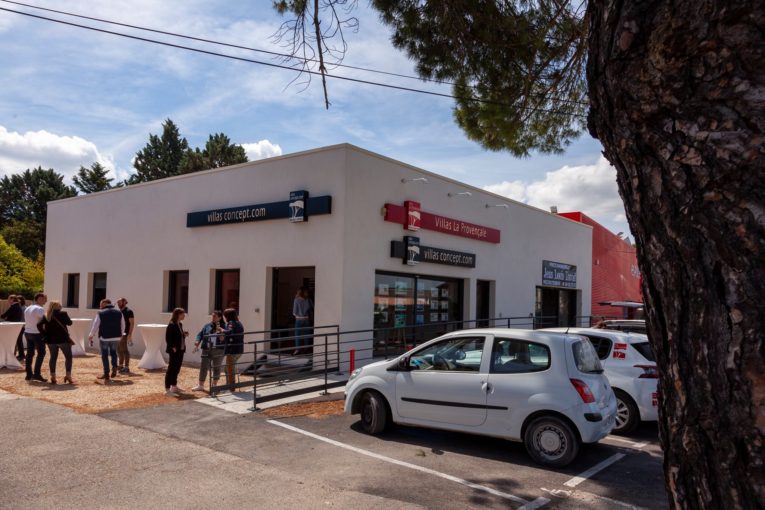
[187,191,331,228]
[391,238,476,268]
[542,260,577,288]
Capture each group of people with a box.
[164,307,244,396]
[87,298,135,381]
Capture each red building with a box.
[559,212,642,319]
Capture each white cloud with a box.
[484,156,630,235]
[241,140,282,161]
[0,125,115,180]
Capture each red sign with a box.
[405,201,421,231]
[614,343,628,350]
[384,203,501,244]
[612,350,626,359]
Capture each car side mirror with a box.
[397,356,411,371]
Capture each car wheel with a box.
[524,416,580,467]
[359,391,388,435]
[613,389,639,435]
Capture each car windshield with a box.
[572,339,604,373]
[632,342,655,361]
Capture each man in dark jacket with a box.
[88,299,125,382]
[1,295,24,359]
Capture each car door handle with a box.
[481,382,492,393]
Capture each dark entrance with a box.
[270,267,315,348]
[476,280,491,327]
[535,286,577,328]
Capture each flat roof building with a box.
[45,144,592,365]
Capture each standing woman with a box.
[292,287,313,355]
[37,301,74,385]
[164,308,188,396]
[222,308,244,388]
[192,310,225,392]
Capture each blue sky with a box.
[0,0,630,237]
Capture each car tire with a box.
[524,416,580,467]
[359,391,388,435]
[613,389,639,435]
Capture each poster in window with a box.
[440,300,449,310]
[377,297,389,307]
[415,314,424,325]
[416,303,425,312]
[378,284,389,296]
[441,313,449,321]
[395,280,409,296]
[394,313,407,328]
[395,297,406,311]
[441,289,449,298]
[417,288,425,299]
[430,313,440,322]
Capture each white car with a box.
[543,328,657,434]
[344,329,617,467]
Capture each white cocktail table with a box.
[0,322,24,370]
[69,318,93,357]
[137,324,168,370]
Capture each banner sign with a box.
[391,238,476,268]
[187,192,331,228]
[384,203,500,243]
[542,260,577,288]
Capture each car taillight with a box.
[634,364,658,378]
[570,378,595,403]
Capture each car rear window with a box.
[632,342,655,361]
[572,339,604,373]
[491,338,551,373]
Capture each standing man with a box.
[1,295,25,360]
[116,297,135,374]
[88,299,125,382]
[23,293,47,382]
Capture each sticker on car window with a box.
[613,350,626,359]
[614,343,628,350]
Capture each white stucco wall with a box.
[44,143,591,367]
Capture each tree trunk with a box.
[586,0,765,507]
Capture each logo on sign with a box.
[613,350,626,360]
[405,236,420,265]
[405,201,421,231]
[289,190,308,223]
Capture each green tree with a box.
[275,1,765,507]
[131,118,189,183]
[0,219,44,259]
[0,167,77,224]
[72,162,115,194]
[0,234,44,296]
[179,133,248,174]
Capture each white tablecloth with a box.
[137,324,168,370]
[0,322,24,370]
[69,318,93,356]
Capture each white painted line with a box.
[563,453,626,487]
[541,487,648,509]
[268,419,549,509]
[604,436,649,449]
[631,441,648,448]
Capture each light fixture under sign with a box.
[485,203,509,209]
[401,177,428,183]
[448,191,472,197]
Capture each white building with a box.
[44,144,592,365]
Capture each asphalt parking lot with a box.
[101,399,667,510]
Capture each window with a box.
[632,342,655,361]
[65,273,80,308]
[491,338,551,373]
[572,339,603,374]
[90,272,107,309]
[215,269,240,311]
[408,336,484,372]
[584,335,613,360]
[167,271,189,312]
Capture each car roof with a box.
[540,327,649,344]
[440,328,577,344]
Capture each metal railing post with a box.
[323,334,328,395]
[335,326,341,375]
[250,340,258,411]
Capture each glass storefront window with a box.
[373,271,462,357]
[215,269,240,311]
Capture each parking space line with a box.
[267,419,550,509]
[563,453,626,487]
[541,487,649,509]
[604,436,649,449]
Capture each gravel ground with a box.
[0,351,205,413]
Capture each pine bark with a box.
[586,0,765,507]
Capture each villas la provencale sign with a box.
[187,190,332,228]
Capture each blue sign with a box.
[187,192,331,228]
[542,260,577,288]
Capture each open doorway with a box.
[270,267,315,348]
[535,286,577,328]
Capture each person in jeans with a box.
[192,310,225,392]
[164,308,187,396]
[1,295,25,360]
[37,300,74,385]
[222,308,244,389]
[23,293,47,382]
[88,299,125,382]
[292,287,313,355]
[116,297,135,374]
